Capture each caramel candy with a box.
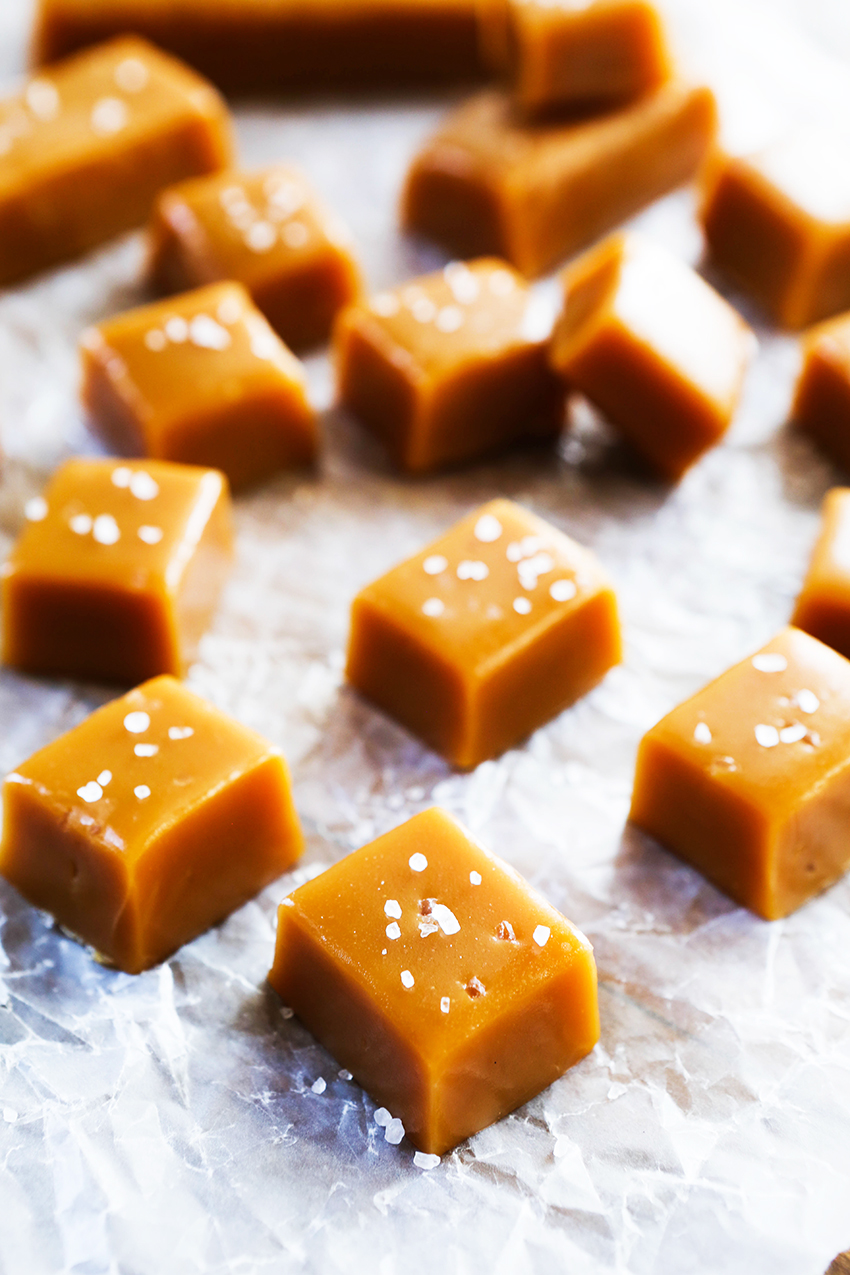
[0,37,231,287]
[2,458,231,684]
[630,627,850,920]
[793,313,850,471]
[401,81,716,277]
[34,0,484,96]
[548,232,755,481]
[481,0,672,116]
[0,675,303,973]
[792,489,850,662]
[149,166,362,352]
[701,132,850,330]
[346,499,621,768]
[81,282,318,490]
[335,259,563,472]
[269,807,599,1154]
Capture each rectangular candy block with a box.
[33,0,485,96]
[148,166,362,351]
[401,82,716,277]
[630,627,850,920]
[334,258,564,473]
[548,232,755,481]
[346,498,621,768]
[2,458,232,684]
[792,489,850,662]
[269,807,599,1154]
[793,313,850,472]
[1,675,303,973]
[0,36,232,287]
[81,281,318,490]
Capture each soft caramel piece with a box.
[0,37,231,288]
[2,458,232,684]
[81,282,318,490]
[630,627,850,920]
[335,259,563,473]
[269,807,599,1154]
[480,0,672,116]
[701,132,850,330]
[401,82,716,277]
[0,675,302,974]
[148,166,362,352]
[346,499,621,768]
[34,0,484,95]
[793,313,850,472]
[791,489,850,662]
[548,232,755,481]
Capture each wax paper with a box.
[1,1,850,1271]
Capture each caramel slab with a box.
[793,312,850,472]
[792,489,850,662]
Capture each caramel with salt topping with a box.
[0,36,231,287]
[792,489,850,663]
[148,165,362,351]
[81,281,318,490]
[334,259,564,473]
[2,458,232,684]
[630,627,850,920]
[346,498,621,768]
[269,807,599,1154]
[0,675,303,973]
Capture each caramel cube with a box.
[2,458,232,684]
[792,489,850,662]
[149,166,362,352]
[701,133,850,330]
[481,0,672,116]
[335,259,564,473]
[401,82,716,277]
[0,37,231,287]
[793,312,850,472]
[346,499,621,768]
[0,675,303,973]
[548,232,755,481]
[269,807,599,1154]
[630,627,850,920]
[81,282,318,490]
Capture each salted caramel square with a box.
[401,82,716,277]
[0,675,303,974]
[81,281,318,490]
[2,458,232,684]
[0,36,231,287]
[793,313,850,472]
[346,498,621,768]
[630,627,850,920]
[149,166,362,351]
[269,807,599,1155]
[548,232,755,481]
[792,489,850,663]
[335,258,563,473]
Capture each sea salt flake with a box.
[129,471,159,501]
[474,513,503,542]
[386,922,401,940]
[796,689,820,714]
[374,1107,392,1127]
[549,578,577,602]
[533,924,551,947]
[384,899,402,919]
[77,782,103,803]
[168,726,194,740]
[752,653,788,673]
[513,597,532,615]
[400,970,415,989]
[124,711,150,734]
[384,1117,405,1145]
[93,514,120,545]
[414,1151,441,1170]
[134,743,158,757]
[138,525,163,545]
[496,920,516,942]
[457,559,489,581]
[134,785,151,800]
[311,1077,327,1095]
[189,314,231,350]
[755,724,780,748]
[469,870,482,885]
[422,597,445,618]
[409,853,428,872]
[440,997,450,1014]
[70,513,92,535]
[694,722,712,744]
[25,496,48,521]
[97,770,112,787]
[780,723,807,744]
[423,555,448,575]
[338,1069,353,1081]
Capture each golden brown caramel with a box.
[401,82,716,277]
[346,499,621,768]
[630,627,850,920]
[2,458,232,684]
[0,675,303,974]
[792,489,850,662]
[335,259,564,472]
[549,232,755,481]
[81,282,318,490]
[149,166,362,352]
[269,807,599,1155]
[793,313,850,472]
[0,36,231,287]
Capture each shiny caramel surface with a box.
[793,488,850,663]
[269,807,599,1153]
[794,313,850,473]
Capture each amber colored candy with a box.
[33,0,485,96]
[148,166,362,352]
[0,36,231,288]
[346,498,621,768]
[701,133,850,330]
[630,627,850,920]
[2,458,232,684]
[335,259,564,473]
[481,0,672,116]
[401,81,716,277]
[793,313,850,472]
[81,282,318,490]
[0,675,303,974]
[548,232,755,481]
[791,489,850,663]
[269,807,599,1154]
